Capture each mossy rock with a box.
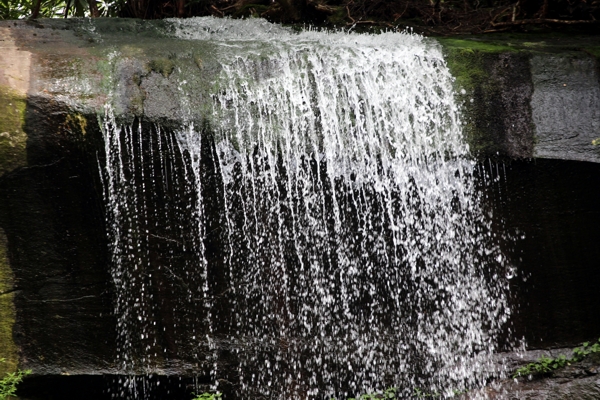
[0,228,17,376]
[583,46,600,59]
[443,46,500,156]
[0,86,27,177]
[148,58,175,78]
[439,36,524,96]
[439,40,534,159]
[438,37,518,54]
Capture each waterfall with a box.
[99,17,511,399]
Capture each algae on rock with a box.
[0,228,17,377]
[0,87,25,376]
[0,86,27,177]
[440,40,534,159]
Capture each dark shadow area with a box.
[17,375,109,400]
[4,93,600,398]
[17,374,214,400]
[480,158,600,349]
[0,96,115,375]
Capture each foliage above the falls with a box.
[2,0,599,36]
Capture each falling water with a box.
[99,18,512,399]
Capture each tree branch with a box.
[30,0,42,19]
[491,18,598,27]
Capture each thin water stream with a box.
[99,18,513,399]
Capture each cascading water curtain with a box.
[100,18,513,400]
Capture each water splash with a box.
[100,17,512,399]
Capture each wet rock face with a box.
[444,46,533,160]
[473,158,600,399]
[531,54,600,163]
[489,53,535,159]
[464,352,600,400]
[482,159,600,349]
[444,37,600,162]
[0,98,115,375]
[465,52,535,159]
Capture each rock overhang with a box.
[2,18,599,164]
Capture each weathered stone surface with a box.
[0,98,116,375]
[0,228,18,376]
[463,352,600,400]
[0,27,31,95]
[531,54,600,163]
[446,48,535,159]
[0,26,29,377]
[442,36,600,162]
[1,19,598,163]
[1,22,116,377]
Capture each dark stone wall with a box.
[531,53,600,162]
[0,97,115,375]
[442,36,600,163]
[481,158,600,349]
[457,51,535,159]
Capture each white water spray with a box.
[100,17,511,399]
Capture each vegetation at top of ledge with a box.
[0,358,31,400]
[513,338,600,379]
[2,0,599,36]
[437,38,517,54]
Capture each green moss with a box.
[443,47,487,91]
[0,86,27,177]
[0,229,17,376]
[96,58,115,94]
[148,58,175,78]
[439,37,522,97]
[438,38,518,54]
[193,55,204,70]
[583,46,600,59]
[63,113,89,136]
[441,45,498,156]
